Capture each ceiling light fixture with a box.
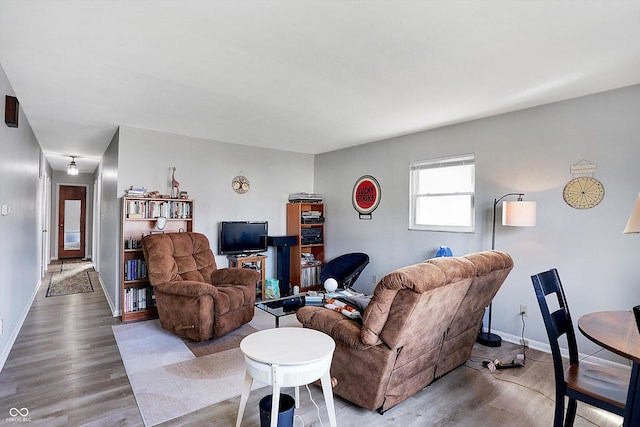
[67,156,79,175]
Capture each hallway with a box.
[0,263,143,426]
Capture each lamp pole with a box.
[479,192,525,348]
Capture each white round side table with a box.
[235,327,337,427]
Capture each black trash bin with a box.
[259,393,295,427]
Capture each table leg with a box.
[624,361,640,427]
[294,385,300,409]
[236,371,253,427]
[275,316,279,328]
[271,364,281,427]
[320,370,337,427]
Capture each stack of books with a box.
[126,186,146,197]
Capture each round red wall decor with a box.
[352,175,381,218]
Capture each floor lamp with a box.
[624,193,640,235]
[477,192,537,347]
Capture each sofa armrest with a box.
[154,280,219,297]
[210,268,260,287]
[296,306,380,350]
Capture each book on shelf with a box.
[124,259,147,281]
[126,199,192,219]
[124,286,156,313]
[301,264,322,287]
[124,237,142,250]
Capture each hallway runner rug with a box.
[46,259,95,297]
[112,319,263,426]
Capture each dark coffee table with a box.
[255,295,306,327]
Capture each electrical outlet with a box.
[520,304,528,317]
[372,275,377,284]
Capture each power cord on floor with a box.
[467,310,622,426]
[520,310,527,364]
[488,373,601,427]
[478,311,528,372]
[294,384,325,427]
[579,347,605,362]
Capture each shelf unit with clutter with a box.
[120,195,194,322]
[286,200,325,291]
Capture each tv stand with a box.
[227,254,267,300]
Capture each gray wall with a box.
[102,126,315,315]
[0,64,49,369]
[315,84,640,361]
[97,129,121,313]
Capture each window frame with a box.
[409,153,475,233]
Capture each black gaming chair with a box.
[320,253,369,290]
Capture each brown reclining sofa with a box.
[296,250,514,413]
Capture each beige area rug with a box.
[46,259,95,297]
[112,320,265,426]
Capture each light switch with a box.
[1,204,9,216]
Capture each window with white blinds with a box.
[409,153,475,232]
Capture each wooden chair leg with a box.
[564,398,577,427]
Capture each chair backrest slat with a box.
[532,268,580,375]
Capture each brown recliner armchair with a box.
[142,232,260,341]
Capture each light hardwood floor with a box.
[0,263,623,427]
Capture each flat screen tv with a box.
[218,221,268,255]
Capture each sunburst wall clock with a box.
[231,175,250,194]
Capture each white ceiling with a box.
[2,1,640,174]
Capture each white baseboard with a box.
[0,279,42,373]
[496,329,631,371]
[98,275,120,317]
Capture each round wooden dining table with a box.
[578,310,640,427]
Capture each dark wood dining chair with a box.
[531,268,629,426]
[634,305,640,334]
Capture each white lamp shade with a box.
[502,200,536,227]
[624,193,640,234]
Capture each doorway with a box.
[41,175,51,276]
[58,185,86,259]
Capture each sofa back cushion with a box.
[431,250,514,377]
[142,232,217,286]
[433,250,514,341]
[361,256,477,347]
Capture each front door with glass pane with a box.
[58,185,86,259]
